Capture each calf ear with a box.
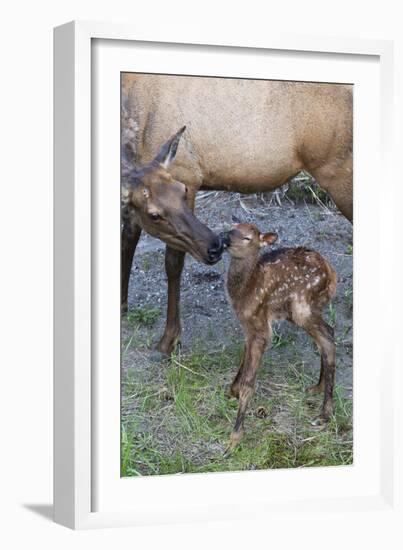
[259,232,278,247]
[154,126,186,169]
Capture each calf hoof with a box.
[311,415,329,428]
[306,382,324,395]
[229,382,240,399]
[223,429,244,457]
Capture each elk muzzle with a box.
[207,234,224,263]
[149,208,224,265]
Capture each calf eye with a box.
[149,212,160,221]
[243,236,251,241]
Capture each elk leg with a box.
[121,220,142,313]
[303,317,335,424]
[310,153,353,222]
[155,247,185,356]
[154,188,199,357]
[225,332,270,455]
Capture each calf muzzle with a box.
[218,231,231,249]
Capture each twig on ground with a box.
[170,357,209,378]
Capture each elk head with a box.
[122,127,223,264]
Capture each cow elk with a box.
[122,75,352,357]
[220,223,337,454]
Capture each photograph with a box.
[120,73,353,476]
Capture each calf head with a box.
[122,127,223,264]
[220,223,278,259]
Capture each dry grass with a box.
[196,172,336,218]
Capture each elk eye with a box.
[149,212,161,221]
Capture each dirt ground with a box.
[121,190,353,476]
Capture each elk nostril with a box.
[208,247,220,257]
[208,236,223,258]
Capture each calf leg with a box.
[306,357,325,395]
[121,220,142,313]
[155,247,185,356]
[303,317,335,424]
[225,331,270,454]
[306,325,334,394]
[319,351,336,424]
[229,345,247,398]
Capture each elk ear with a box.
[259,232,278,247]
[121,142,136,178]
[154,126,186,169]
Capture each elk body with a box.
[122,74,351,356]
[221,223,337,453]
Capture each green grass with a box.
[126,306,160,328]
[327,301,337,329]
[272,326,295,349]
[121,307,161,356]
[121,341,353,477]
[344,287,353,311]
[122,325,155,355]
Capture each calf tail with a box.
[324,261,337,300]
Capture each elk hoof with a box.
[155,335,181,357]
[149,350,170,363]
[306,383,324,395]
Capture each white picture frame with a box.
[54,20,400,532]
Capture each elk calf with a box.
[220,223,337,454]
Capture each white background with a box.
[1,0,402,548]
[93,39,382,516]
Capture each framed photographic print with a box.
[54,21,400,533]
